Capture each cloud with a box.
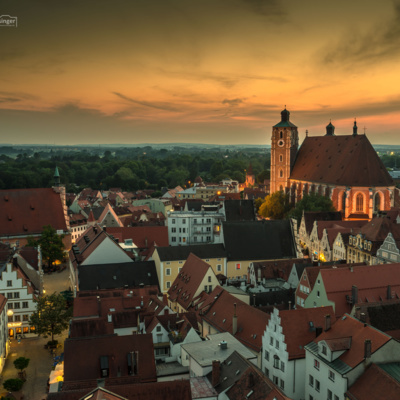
[222,98,245,107]
[240,0,287,19]
[320,0,400,67]
[0,97,20,103]
[112,92,180,112]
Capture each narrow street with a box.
[0,267,70,400]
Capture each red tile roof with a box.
[302,211,342,236]
[346,363,400,400]
[291,135,394,186]
[253,258,307,282]
[314,314,391,369]
[277,306,336,360]
[63,334,156,385]
[321,264,400,317]
[168,253,213,310]
[197,287,270,352]
[0,188,68,236]
[105,226,169,249]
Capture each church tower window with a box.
[280,131,283,139]
[279,155,283,162]
[279,169,283,178]
[356,193,364,212]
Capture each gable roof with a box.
[253,258,308,282]
[167,253,213,309]
[63,334,157,387]
[155,244,226,262]
[225,355,290,400]
[308,314,391,371]
[78,261,159,291]
[105,226,169,249]
[276,306,336,360]
[346,363,400,400]
[0,188,68,237]
[320,263,400,317]
[198,287,270,352]
[290,135,394,186]
[223,220,296,261]
[302,211,342,236]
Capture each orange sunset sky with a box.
[1,0,400,145]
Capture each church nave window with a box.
[356,193,364,212]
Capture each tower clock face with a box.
[278,139,284,147]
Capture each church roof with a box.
[290,134,393,187]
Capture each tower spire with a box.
[54,166,60,186]
[353,118,358,136]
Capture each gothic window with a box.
[374,193,381,212]
[279,185,283,192]
[341,191,346,211]
[280,131,283,139]
[279,155,283,162]
[279,169,283,178]
[356,193,364,212]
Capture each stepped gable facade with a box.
[270,108,396,219]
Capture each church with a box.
[270,108,397,219]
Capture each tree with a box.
[259,191,291,219]
[13,357,30,373]
[288,193,335,223]
[3,378,24,392]
[27,225,65,269]
[29,293,72,342]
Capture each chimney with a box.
[212,360,220,387]
[97,295,101,316]
[232,303,238,335]
[315,326,323,337]
[387,285,392,300]
[247,372,255,388]
[324,314,331,332]
[360,312,367,323]
[364,339,372,359]
[288,301,291,310]
[351,285,358,305]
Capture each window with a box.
[270,337,273,345]
[279,154,283,162]
[217,264,222,272]
[14,302,20,309]
[171,228,176,233]
[8,303,13,310]
[182,219,186,224]
[273,356,280,368]
[171,237,176,242]
[322,345,327,355]
[280,379,284,390]
[206,227,211,232]
[7,281,12,287]
[156,326,161,332]
[327,389,332,400]
[264,350,269,361]
[279,169,283,178]
[166,281,171,289]
[206,236,211,241]
[206,218,211,223]
[7,293,12,299]
[314,359,320,370]
[172,219,176,224]
[275,339,279,349]
[23,314,29,321]
[315,379,320,392]
[273,376,278,385]
[329,370,335,381]
[309,396,314,400]
[182,228,186,233]
[317,291,320,297]
[14,315,21,322]
[236,263,241,270]
[166,268,171,276]
[14,292,19,299]
[281,361,285,372]
[309,375,314,387]
[264,368,269,377]
[356,193,363,212]
[8,316,13,323]
[208,285,212,292]
[334,396,339,400]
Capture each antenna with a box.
[363,126,367,134]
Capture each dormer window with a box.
[322,345,327,355]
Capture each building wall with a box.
[82,239,132,266]
[303,274,335,311]
[332,233,347,261]
[132,199,173,217]
[0,264,37,339]
[376,233,400,264]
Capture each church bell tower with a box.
[270,108,298,194]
